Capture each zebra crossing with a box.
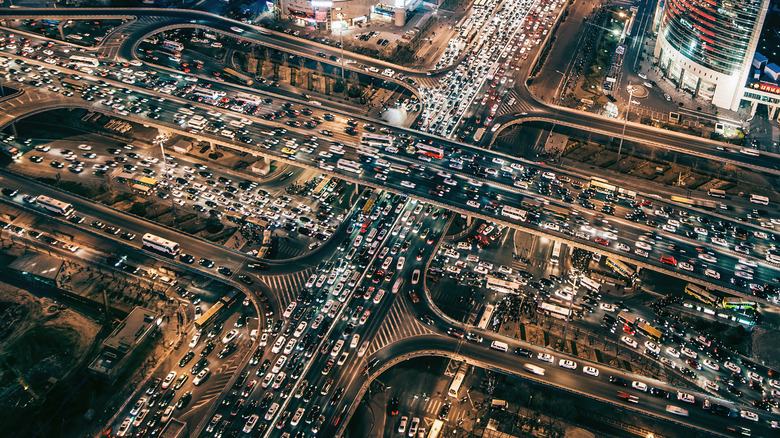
[260,267,315,305]
[189,368,236,409]
[367,294,433,356]
[275,241,307,259]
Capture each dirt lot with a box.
[0,284,100,413]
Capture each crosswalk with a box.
[260,267,315,305]
[275,241,307,259]
[367,295,433,356]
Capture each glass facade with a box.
[658,0,764,76]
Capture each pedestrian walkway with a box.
[368,295,433,356]
[260,267,315,305]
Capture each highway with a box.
[0,7,778,438]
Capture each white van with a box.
[490,340,508,352]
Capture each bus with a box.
[187,115,208,130]
[685,283,720,306]
[222,67,254,86]
[357,145,379,159]
[749,194,769,205]
[476,304,494,329]
[547,209,569,224]
[605,258,634,279]
[589,177,616,195]
[361,197,375,215]
[416,143,444,159]
[60,77,88,91]
[69,55,99,68]
[361,133,393,148]
[485,276,521,293]
[447,362,468,398]
[154,47,181,62]
[721,297,757,311]
[194,301,224,330]
[490,340,508,352]
[500,204,527,221]
[36,195,74,216]
[707,189,726,198]
[580,276,600,292]
[538,302,571,320]
[191,87,226,101]
[636,322,664,342]
[337,159,363,175]
[234,92,262,106]
[550,241,562,265]
[766,248,780,264]
[162,40,184,51]
[141,233,180,256]
[473,127,485,142]
[427,420,443,438]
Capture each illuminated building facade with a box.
[654,0,771,110]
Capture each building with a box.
[7,253,63,287]
[653,0,771,110]
[275,0,425,30]
[88,307,160,383]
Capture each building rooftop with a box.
[103,307,158,354]
[7,253,63,281]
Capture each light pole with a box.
[616,84,634,171]
[336,12,346,95]
[153,134,178,225]
[560,272,580,350]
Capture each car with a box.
[411,269,420,284]
[537,352,554,363]
[199,258,214,268]
[161,371,177,389]
[583,366,599,377]
[559,359,577,369]
[666,347,680,358]
[644,341,660,355]
[609,376,629,386]
[632,381,648,392]
[740,410,759,422]
[222,329,239,344]
[398,416,408,433]
[621,336,638,348]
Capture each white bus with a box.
[707,189,726,198]
[476,304,494,330]
[523,364,545,375]
[740,147,760,157]
[538,302,571,320]
[162,40,184,51]
[337,159,363,175]
[142,233,180,256]
[550,241,562,265]
[187,115,208,130]
[357,145,379,159]
[500,205,527,221]
[235,92,262,106]
[36,195,74,216]
[69,55,99,68]
[749,194,769,205]
[427,420,443,438]
[361,133,393,148]
[191,87,226,101]
[490,340,508,352]
[580,276,601,292]
[447,362,468,398]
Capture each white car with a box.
[747,371,763,382]
[704,269,720,279]
[398,416,408,433]
[621,336,638,348]
[161,371,176,389]
[644,341,660,355]
[222,329,239,344]
[666,347,680,358]
[680,347,697,359]
[583,366,599,377]
[189,331,201,348]
[703,359,719,371]
[616,243,631,252]
[677,262,693,271]
[193,368,210,385]
[259,333,269,347]
[723,361,741,374]
[635,241,652,251]
[740,410,759,422]
[631,381,648,392]
[704,380,719,392]
[634,249,649,258]
[537,352,554,363]
[558,359,577,369]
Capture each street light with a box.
[153,133,178,224]
[337,13,346,94]
[560,272,580,350]
[616,84,634,171]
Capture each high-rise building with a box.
[654,0,771,110]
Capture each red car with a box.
[595,237,609,245]
[660,255,677,265]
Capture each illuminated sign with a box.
[750,82,780,95]
[311,0,333,6]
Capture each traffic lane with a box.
[367,335,767,437]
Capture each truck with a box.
[473,127,485,142]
